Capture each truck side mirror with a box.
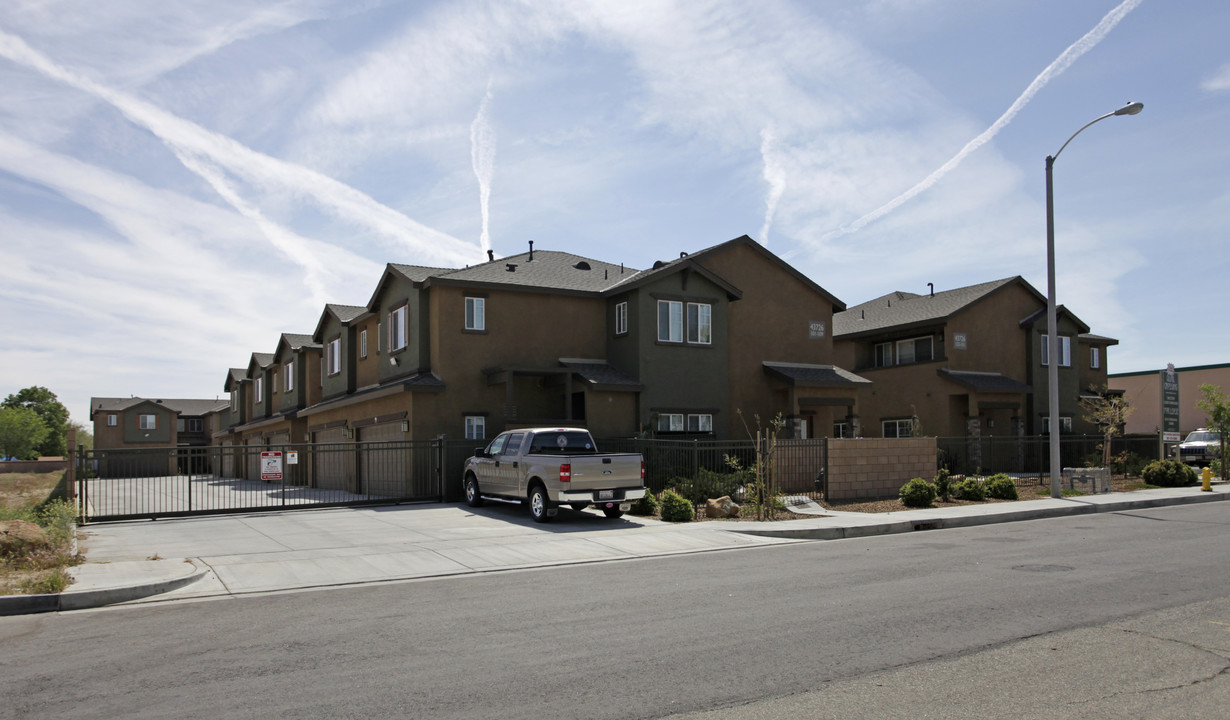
[475,448,487,458]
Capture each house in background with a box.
[833,276,1116,440]
[90,396,229,475]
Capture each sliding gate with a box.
[76,440,445,522]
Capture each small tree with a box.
[725,411,785,521]
[0,406,50,460]
[1196,384,1230,482]
[1079,385,1135,468]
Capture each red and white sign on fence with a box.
[260,451,283,480]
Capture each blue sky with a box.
[1,0,1227,425]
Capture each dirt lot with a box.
[0,472,80,595]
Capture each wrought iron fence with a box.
[77,440,446,522]
[936,433,1162,477]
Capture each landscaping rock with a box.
[705,496,741,518]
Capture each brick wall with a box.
[827,437,937,501]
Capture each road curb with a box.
[729,491,1227,541]
[0,563,209,616]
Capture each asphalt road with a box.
[2,503,1229,719]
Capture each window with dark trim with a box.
[465,297,485,331]
[615,301,628,335]
[327,338,341,376]
[139,414,157,430]
[389,305,408,351]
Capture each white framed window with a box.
[833,421,851,438]
[464,416,486,440]
[1090,347,1100,369]
[874,342,893,368]
[107,414,117,426]
[882,419,913,438]
[657,300,683,343]
[687,303,712,344]
[284,361,294,392]
[896,337,933,365]
[1041,336,1072,367]
[255,377,263,403]
[615,301,628,335]
[389,305,408,351]
[187,419,202,433]
[1043,416,1073,434]
[360,330,368,359]
[139,414,157,430]
[686,414,713,432]
[465,297,485,331]
[327,338,341,376]
[656,413,684,432]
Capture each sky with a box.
[1,0,1227,426]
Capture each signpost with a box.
[1161,365,1181,458]
[260,451,283,481]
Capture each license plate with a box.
[598,490,614,500]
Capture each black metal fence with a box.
[936,433,1163,477]
[77,440,450,522]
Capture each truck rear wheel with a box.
[529,485,555,523]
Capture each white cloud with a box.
[1202,63,1230,92]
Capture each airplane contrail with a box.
[821,0,1145,243]
[471,81,497,256]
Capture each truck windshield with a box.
[529,432,597,454]
[1184,432,1220,443]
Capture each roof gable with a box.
[312,303,368,341]
[835,277,1034,338]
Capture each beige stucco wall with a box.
[1110,364,1230,435]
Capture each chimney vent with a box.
[928,282,934,297]
[487,250,494,262]
[506,263,517,272]
[528,240,534,261]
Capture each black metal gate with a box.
[76,440,448,522]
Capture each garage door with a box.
[219,438,234,478]
[358,422,407,498]
[245,437,263,481]
[312,427,350,491]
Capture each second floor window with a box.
[230,391,237,411]
[284,361,294,392]
[687,303,712,344]
[615,301,628,335]
[327,338,341,376]
[107,414,117,426]
[896,337,933,365]
[255,377,263,403]
[465,297,485,331]
[1090,347,1100,369]
[389,306,407,351]
[139,414,156,430]
[465,416,486,440]
[1041,336,1072,367]
[360,329,368,359]
[187,418,202,433]
[657,300,683,343]
[874,343,892,368]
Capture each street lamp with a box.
[1045,101,1143,499]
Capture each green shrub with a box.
[933,468,951,502]
[659,489,695,522]
[952,477,985,501]
[629,490,659,516]
[983,474,1018,500]
[898,478,936,508]
[670,468,746,505]
[1141,460,1198,487]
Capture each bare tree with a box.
[1079,385,1135,468]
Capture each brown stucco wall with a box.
[692,242,839,437]
[826,437,937,500]
[1111,364,1230,435]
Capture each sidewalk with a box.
[3,484,1226,615]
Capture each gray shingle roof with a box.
[91,397,229,417]
[281,333,319,350]
[326,304,368,324]
[560,359,644,391]
[937,370,1032,393]
[763,362,871,387]
[428,251,640,294]
[834,277,1029,337]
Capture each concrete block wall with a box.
[827,437,937,501]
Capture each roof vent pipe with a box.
[528,240,534,261]
[487,250,494,262]
[680,251,688,258]
[506,263,517,272]
[928,282,934,297]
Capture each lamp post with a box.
[1045,101,1143,499]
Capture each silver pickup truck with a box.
[462,427,646,522]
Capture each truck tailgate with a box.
[565,454,642,491]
